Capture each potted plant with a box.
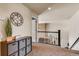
[5,18,16,42]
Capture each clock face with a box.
[10,12,24,26]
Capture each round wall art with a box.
[10,12,24,26]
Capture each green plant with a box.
[5,18,12,37]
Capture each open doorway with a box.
[32,16,38,43]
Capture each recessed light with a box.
[48,7,52,10]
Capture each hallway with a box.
[0,3,79,56]
[27,43,79,56]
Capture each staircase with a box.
[70,37,79,49]
[69,37,79,54]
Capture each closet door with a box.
[32,17,37,42]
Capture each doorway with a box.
[32,16,37,42]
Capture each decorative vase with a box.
[6,36,16,43]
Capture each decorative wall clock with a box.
[10,12,24,26]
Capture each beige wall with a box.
[38,24,46,31]
[38,24,46,40]
[0,3,32,41]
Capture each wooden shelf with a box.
[0,36,32,56]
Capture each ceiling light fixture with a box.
[48,7,52,11]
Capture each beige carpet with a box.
[27,43,79,56]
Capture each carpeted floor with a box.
[27,43,79,56]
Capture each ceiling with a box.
[23,3,79,23]
[38,4,79,23]
[23,3,53,15]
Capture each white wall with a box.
[68,10,79,50]
[0,3,32,41]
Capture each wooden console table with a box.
[0,36,32,56]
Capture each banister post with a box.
[58,30,61,46]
